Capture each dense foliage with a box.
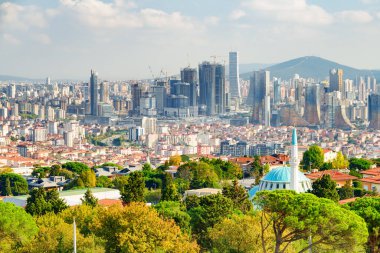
[302,145,324,171]
[310,174,340,202]
[0,173,28,196]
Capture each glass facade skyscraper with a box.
[229,52,241,99]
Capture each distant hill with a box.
[240,56,380,81]
[0,75,41,82]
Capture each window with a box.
[276,183,280,189]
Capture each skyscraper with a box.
[229,52,241,99]
[132,84,142,115]
[99,81,109,104]
[329,68,343,92]
[247,70,270,124]
[199,62,215,115]
[198,62,225,116]
[180,67,198,106]
[215,64,226,114]
[304,83,321,125]
[368,94,380,130]
[90,70,98,116]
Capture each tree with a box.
[320,162,333,171]
[188,194,234,248]
[96,175,113,188]
[154,201,191,232]
[5,177,12,196]
[250,156,267,184]
[161,172,180,201]
[0,202,38,252]
[46,189,69,214]
[169,155,182,166]
[0,173,28,196]
[302,145,324,171]
[254,190,368,253]
[93,202,199,252]
[310,174,339,202]
[209,214,274,253]
[331,152,349,170]
[22,213,103,253]
[338,181,354,200]
[81,188,98,207]
[346,197,380,253]
[222,180,252,213]
[121,171,145,204]
[49,164,62,176]
[113,175,129,191]
[190,161,219,189]
[25,188,68,216]
[349,158,373,171]
[62,162,90,174]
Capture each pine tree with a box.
[46,189,69,214]
[161,173,180,201]
[222,180,252,213]
[81,188,98,207]
[5,177,12,196]
[310,174,339,202]
[121,172,145,204]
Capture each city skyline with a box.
[1,0,380,80]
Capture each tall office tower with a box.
[215,64,226,114]
[32,127,47,142]
[368,94,380,130]
[99,81,109,104]
[304,83,321,125]
[199,62,216,116]
[247,70,270,124]
[180,67,198,106]
[64,131,74,147]
[46,77,51,85]
[132,84,142,115]
[90,70,98,116]
[229,52,241,99]
[264,95,271,127]
[150,85,166,114]
[329,68,343,92]
[273,78,281,105]
[358,78,367,102]
[7,84,16,98]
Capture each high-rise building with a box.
[64,131,74,147]
[304,83,321,125]
[132,84,142,115]
[229,52,241,99]
[199,62,216,115]
[99,81,109,104]
[358,78,367,102]
[247,70,270,124]
[90,70,98,116]
[329,68,343,92]
[368,94,380,130]
[215,64,226,114]
[7,84,16,99]
[32,127,47,142]
[273,78,281,105]
[180,67,198,106]
[150,85,166,114]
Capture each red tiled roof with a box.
[306,170,358,181]
[361,167,380,176]
[98,199,123,207]
[360,175,380,184]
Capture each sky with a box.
[0,0,379,80]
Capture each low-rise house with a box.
[306,170,358,187]
[28,176,69,191]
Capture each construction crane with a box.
[210,55,226,65]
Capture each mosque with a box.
[249,128,312,198]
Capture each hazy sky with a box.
[0,0,379,80]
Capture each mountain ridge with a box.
[240,56,380,81]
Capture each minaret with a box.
[289,128,300,192]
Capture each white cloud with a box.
[204,16,220,26]
[32,33,52,45]
[229,10,246,20]
[336,11,373,24]
[0,2,47,30]
[60,0,196,30]
[243,0,333,25]
[3,33,20,45]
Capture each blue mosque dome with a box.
[248,128,312,200]
[262,166,310,183]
